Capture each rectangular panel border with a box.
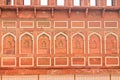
[2,20,17,28]
[104,21,118,28]
[71,57,86,66]
[37,21,51,28]
[88,57,102,66]
[105,56,119,66]
[54,21,68,28]
[19,57,34,67]
[71,21,85,28]
[20,21,34,28]
[54,57,69,66]
[88,21,101,28]
[1,57,16,67]
[37,57,51,67]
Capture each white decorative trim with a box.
[71,57,86,66]
[1,57,16,67]
[40,0,48,6]
[2,75,38,80]
[2,20,17,28]
[19,57,34,67]
[71,32,85,54]
[88,21,101,28]
[73,0,83,6]
[88,57,102,66]
[37,32,51,54]
[54,21,68,28]
[24,0,31,5]
[57,0,65,6]
[71,21,85,28]
[20,21,34,28]
[88,32,102,54]
[104,32,119,54]
[54,32,68,54]
[37,21,51,28]
[11,0,14,5]
[105,56,119,66]
[104,21,118,28]
[19,32,34,54]
[54,57,69,66]
[2,32,16,54]
[37,57,51,66]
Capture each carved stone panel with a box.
[3,35,15,54]
[89,35,101,54]
[38,34,50,54]
[106,34,117,54]
[21,34,33,54]
[72,34,84,54]
[55,35,67,54]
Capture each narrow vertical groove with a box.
[74,74,76,80]
[110,74,111,80]
[38,74,39,80]
[1,75,2,80]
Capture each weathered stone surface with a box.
[0,0,119,76]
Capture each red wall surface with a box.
[0,0,119,75]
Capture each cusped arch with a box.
[88,32,102,54]
[88,32,102,40]
[105,32,118,40]
[105,32,118,54]
[2,32,16,54]
[71,32,85,40]
[20,32,34,40]
[37,32,51,54]
[71,32,85,54]
[19,32,34,54]
[54,32,68,54]
[54,32,68,40]
[37,32,51,40]
[2,32,16,40]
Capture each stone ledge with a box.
[0,68,120,75]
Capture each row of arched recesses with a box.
[1,32,119,55]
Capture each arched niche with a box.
[37,32,51,54]
[20,32,33,54]
[105,33,118,54]
[54,32,68,54]
[71,33,85,54]
[88,33,101,54]
[2,33,16,54]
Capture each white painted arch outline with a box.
[2,32,16,55]
[19,32,34,54]
[88,32,102,54]
[105,32,119,54]
[71,32,85,54]
[37,32,51,54]
[54,32,68,54]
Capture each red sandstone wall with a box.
[0,8,119,69]
[0,0,119,75]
